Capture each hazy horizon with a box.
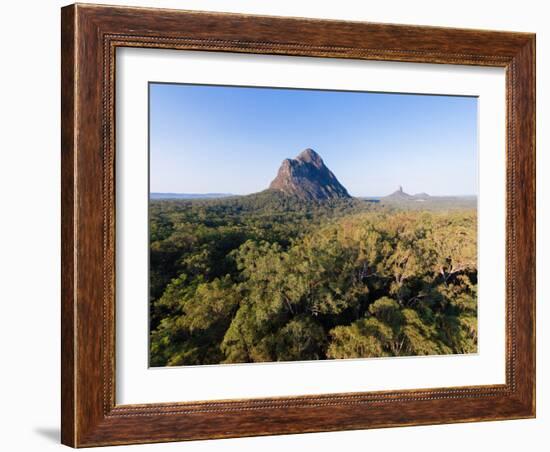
[149,191,478,198]
[150,83,478,197]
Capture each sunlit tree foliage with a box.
[149,193,477,366]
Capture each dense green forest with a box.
[149,191,477,366]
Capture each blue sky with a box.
[149,83,477,196]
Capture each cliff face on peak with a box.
[268,149,351,201]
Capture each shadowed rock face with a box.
[269,148,351,201]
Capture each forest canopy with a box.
[149,192,477,367]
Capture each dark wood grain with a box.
[60,5,76,447]
[61,3,536,447]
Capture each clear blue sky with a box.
[149,83,477,196]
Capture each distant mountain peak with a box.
[384,186,431,202]
[269,148,351,201]
[387,186,412,199]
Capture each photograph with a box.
[148,83,479,367]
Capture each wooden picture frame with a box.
[61,3,535,447]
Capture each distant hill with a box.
[269,148,351,201]
[150,193,234,200]
[385,186,417,201]
[382,186,476,210]
[412,192,431,200]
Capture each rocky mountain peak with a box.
[268,148,351,201]
[384,186,431,202]
[386,186,414,200]
[296,148,324,167]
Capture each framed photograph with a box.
[61,3,535,447]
